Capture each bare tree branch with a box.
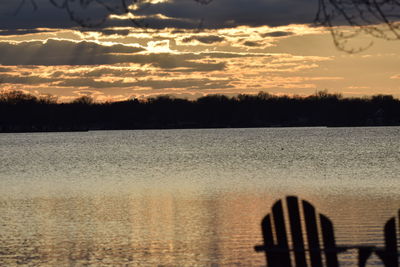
[316,0,400,52]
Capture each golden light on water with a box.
[1,191,397,266]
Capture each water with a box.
[0,127,399,266]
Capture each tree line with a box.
[1,90,400,132]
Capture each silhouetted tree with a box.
[72,95,94,105]
[0,90,37,104]
[1,90,400,132]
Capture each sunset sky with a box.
[0,0,399,102]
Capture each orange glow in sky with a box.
[0,0,399,102]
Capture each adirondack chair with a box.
[254,196,375,267]
[375,209,400,267]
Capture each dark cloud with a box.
[182,35,225,44]
[134,78,234,90]
[261,31,294,37]
[0,39,228,71]
[54,76,234,90]
[57,78,136,88]
[105,16,201,30]
[0,29,53,36]
[0,67,232,90]
[187,80,235,90]
[0,66,13,72]
[0,0,75,29]
[84,68,150,77]
[200,51,266,58]
[0,39,144,65]
[76,28,132,36]
[131,53,226,71]
[243,41,263,47]
[0,0,316,31]
[100,29,131,36]
[0,73,54,84]
[133,0,316,29]
[164,62,225,72]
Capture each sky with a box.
[0,0,399,102]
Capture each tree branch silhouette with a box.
[315,0,400,52]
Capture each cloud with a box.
[0,66,13,72]
[243,41,263,47]
[131,0,316,29]
[0,73,54,84]
[261,31,294,37]
[0,39,144,65]
[134,78,234,90]
[99,29,131,36]
[56,78,136,88]
[38,77,232,94]
[121,53,226,71]
[55,75,234,90]
[1,0,317,31]
[0,0,75,30]
[84,68,150,78]
[0,29,53,36]
[0,63,234,92]
[182,35,225,44]
[0,39,228,71]
[200,51,267,58]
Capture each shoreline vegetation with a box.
[1,90,400,133]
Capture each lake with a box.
[0,127,399,266]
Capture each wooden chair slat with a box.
[376,218,399,267]
[303,200,323,267]
[320,214,340,267]
[261,214,279,266]
[272,200,292,267]
[287,196,307,267]
[255,196,399,267]
[384,218,398,259]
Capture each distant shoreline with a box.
[1,91,400,133]
[2,124,400,134]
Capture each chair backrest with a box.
[255,196,344,267]
[375,210,399,267]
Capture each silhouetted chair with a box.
[375,210,400,267]
[254,196,377,267]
